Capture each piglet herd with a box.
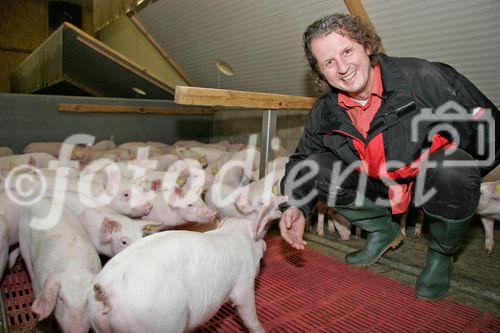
[0,139,498,332]
[0,139,288,332]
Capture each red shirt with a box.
[335,65,452,214]
[338,65,383,138]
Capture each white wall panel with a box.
[138,0,348,97]
[365,0,500,106]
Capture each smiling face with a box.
[311,31,374,100]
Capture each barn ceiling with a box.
[135,0,500,105]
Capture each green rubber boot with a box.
[416,210,472,301]
[335,194,404,267]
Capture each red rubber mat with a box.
[1,236,499,332]
[0,259,37,333]
[198,235,500,332]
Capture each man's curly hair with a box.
[303,13,382,94]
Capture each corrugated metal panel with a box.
[63,25,174,98]
[364,0,500,106]
[137,0,348,97]
[11,23,174,99]
[10,25,63,94]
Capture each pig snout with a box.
[181,204,218,223]
[203,207,218,221]
[130,202,153,218]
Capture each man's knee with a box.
[422,149,481,219]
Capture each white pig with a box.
[0,147,13,157]
[150,153,180,171]
[235,169,286,216]
[0,192,37,277]
[78,207,161,257]
[205,182,245,219]
[92,140,116,151]
[0,153,56,172]
[17,199,101,333]
[78,168,154,218]
[23,142,62,157]
[315,201,336,237]
[173,139,230,151]
[477,181,500,253]
[48,190,159,257]
[3,167,154,218]
[87,196,287,333]
[142,185,217,228]
[145,141,173,153]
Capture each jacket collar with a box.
[323,54,416,142]
[377,54,412,95]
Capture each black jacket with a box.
[281,54,500,216]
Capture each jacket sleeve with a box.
[454,72,500,177]
[430,62,500,177]
[279,99,328,217]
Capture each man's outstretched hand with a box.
[279,206,307,250]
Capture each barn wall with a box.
[0,93,212,153]
[0,0,93,93]
[0,0,49,93]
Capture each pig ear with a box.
[103,169,121,195]
[99,218,121,244]
[252,204,275,241]
[31,274,61,320]
[235,193,254,215]
[169,186,184,208]
[253,196,288,241]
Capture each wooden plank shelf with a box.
[175,86,316,110]
[59,103,215,115]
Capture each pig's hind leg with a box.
[231,287,265,333]
[481,217,495,254]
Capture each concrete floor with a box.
[271,216,500,317]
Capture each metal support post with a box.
[259,109,277,178]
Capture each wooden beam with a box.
[343,0,385,52]
[63,74,106,97]
[175,86,316,110]
[58,103,216,115]
[127,14,194,86]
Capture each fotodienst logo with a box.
[411,101,495,168]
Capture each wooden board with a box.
[59,103,215,115]
[175,86,316,110]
